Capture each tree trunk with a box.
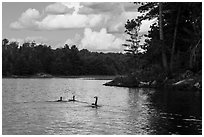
[159,3,168,72]
[189,47,193,69]
[170,6,181,72]
[189,39,201,69]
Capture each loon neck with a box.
[95,97,98,105]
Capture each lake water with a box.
[2,78,202,135]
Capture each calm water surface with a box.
[2,78,202,135]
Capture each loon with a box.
[68,95,76,102]
[57,97,63,102]
[91,96,99,108]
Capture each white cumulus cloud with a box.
[80,28,125,52]
[9,2,152,33]
[10,8,41,29]
[45,2,74,14]
[10,3,105,30]
[37,14,104,30]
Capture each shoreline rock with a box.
[103,75,140,87]
[103,70,202,91]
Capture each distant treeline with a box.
[2,39,135,76]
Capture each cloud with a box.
[80,28,125,52]
[9,36,48,45]
[64,34,81,45]
[78,2,139,15]
[79,2,140,15]
[10,8,41,29]
[38,14,104,30]
[123,2,140,12]
[10,2,105,30]
[45,3,74,14]
[78,2,142,33]
[61,2,82,14]
[79,2,123,14]
[9,2,152,34]
[24,36,48,43]
[140,18,157,33]
[106,11,140,33]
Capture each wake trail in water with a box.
[45,100,90,104]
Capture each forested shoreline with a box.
[105,2,202,90]
[2,40,135,77]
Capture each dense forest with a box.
[104,2,202,89]
[2,39,135,76]
[123,2,202,76]
[2,2,202,79]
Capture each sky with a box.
[2,2,154,52]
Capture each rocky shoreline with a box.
[104,70,202,91]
